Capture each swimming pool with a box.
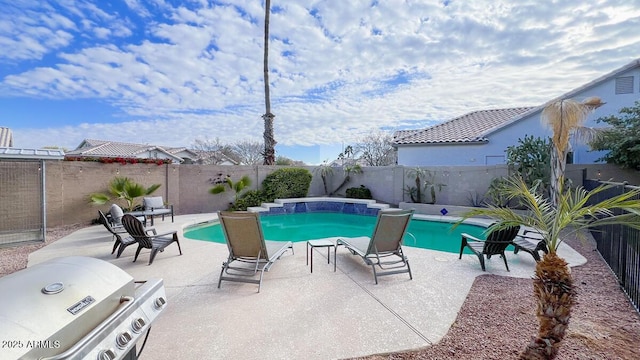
[184,212,489,254]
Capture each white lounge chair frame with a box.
[217,211,293,292]
[334,209,414,284]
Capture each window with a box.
[615,76,634,94]
[485,155,505,165]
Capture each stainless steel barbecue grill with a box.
[0,256,167,360]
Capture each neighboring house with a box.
[394,58,640,166]
[66,139,198,164]
[0,127,13,147]
[194,150,239,165]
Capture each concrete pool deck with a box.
[28,214,587,359]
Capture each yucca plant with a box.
[89,176,161,211]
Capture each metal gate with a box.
[0,160,45,246]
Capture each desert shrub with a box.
[262,168,312,200]
[345,185,372,199]
[229,190,267,211]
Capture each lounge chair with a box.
[121,214,182,265]
[142,196,174,225]
[459,224,521,271]
[97,210,136,256]
[334,209,414,284]
[217,211,294,293]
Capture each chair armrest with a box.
[152,230,177,238]
[461,233,484,242]
[146,228,157,235]
[522,229,545,238]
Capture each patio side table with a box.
[306,239,335,273]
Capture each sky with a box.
[1,1,639,165]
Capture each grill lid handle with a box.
[39,296,135,360]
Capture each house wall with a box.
[8,161,632,228]
[398,65,640,166]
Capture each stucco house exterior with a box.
[394,58,640,166]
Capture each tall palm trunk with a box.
[262,0,276,165]
[524,97,601,359]
[520,252,574,360]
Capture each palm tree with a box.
[89,176,161,211]
[459,176,640,359]
[209,175,252,204]
[461,96,628,359]
[262,0,276,165]
[542,97,604,206]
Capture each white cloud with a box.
[2,0,640,158]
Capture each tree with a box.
[89,177,161,211]
[458,176,640,359]
[590,100,640,170]
[313,161,362,196]
[314,162,333,195]
[354,130,396,166]
[192,137,239,165]
[506,135,551,191]
[232,140,264,165]
[405,168,445,204]
[459,96,615,360]
[262,0,276,165]
[275,156,306,166]
[541,97,604,206]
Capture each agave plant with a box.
[89,176,161,211]
[459,176,640,359]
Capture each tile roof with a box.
[393,107,535,145]
[66,139,190,161]
[0,127,13,147]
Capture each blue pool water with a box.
[184,212,488,253]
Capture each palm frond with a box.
[459,176,640,255]
[541,98,598,156]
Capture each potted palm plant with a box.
[89,176,161,211]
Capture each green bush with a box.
[262,168,312,200]
[229,190,267,211]
[346,185,372,199]
[226,168,312,211]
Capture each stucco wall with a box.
[2,161,639,229]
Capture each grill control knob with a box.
[115,331,132,349]
[97,349,116,360]
[131,317,146,333]
[154,296,167,309]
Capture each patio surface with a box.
[28,214,587,359]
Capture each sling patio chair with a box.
[142,196,174,226]
[121,214,182,265]
[334,209,414,284]
[98,210,136,257]
[217,211,294,293]
[459,224,521,271]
